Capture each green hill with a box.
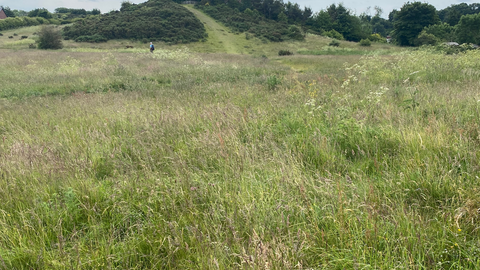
[63,0,206,43]
[195,4,304,42]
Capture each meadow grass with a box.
[0,31,480,269]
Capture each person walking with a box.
[150,42,155,53]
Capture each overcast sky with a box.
[0,0,475,17]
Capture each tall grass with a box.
[0,46,479,269]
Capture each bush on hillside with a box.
[278,50,293,56]
[423,23,456,42]
[368,33,384,42]
[329,39,340,47]
[287,25,304,40]
[324,29,344,40]
[36,25,63,49]
[359,39,371,46]
[415,31,439,46]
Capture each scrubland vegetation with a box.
[63,0,206,44]
[1,25,480,268]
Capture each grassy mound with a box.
[63,0,206,43]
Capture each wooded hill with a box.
[62,0,206,43]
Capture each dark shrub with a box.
[359,39,371,46]
[324,29,344,40]
[21,36,28,39]
[329,39,340,47]
[37,25,63,49]
[287,25,304,40]
[415,31,438,46]
[278,50,293,56]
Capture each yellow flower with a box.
[458,229,462,232]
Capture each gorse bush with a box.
[329,39,340,47]
[323,29,344,40]
[359,38,371,46]
[36,25,63,49]
[278,50,293,56]
[368,33,384,42]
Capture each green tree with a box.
[12,9,28,17]
[55,7,70,13]
[285,2,302,24]
[388,9,399,22]
[456,13,480,44]
[28,8,53,19]
[438,3,480,26]
[327,4,368,42]
[1,6,15,17]
[277,11,288,24]
[309,10,332,33]
[393,2,440,46]
[37,25,63,49]
[423,23,456,41]
[415,30,439,46]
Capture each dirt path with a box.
[184,5,243,54]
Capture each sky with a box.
[0,0,475,18]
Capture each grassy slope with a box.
[183,5,244,54]
[1,23,480,269]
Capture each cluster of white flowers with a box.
[365,86,389,104]
[341,75,358,88]
[304,99,322,115]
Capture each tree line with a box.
[0,6,103,32]
[191,1,480,45]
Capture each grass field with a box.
[1,22,480,269]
